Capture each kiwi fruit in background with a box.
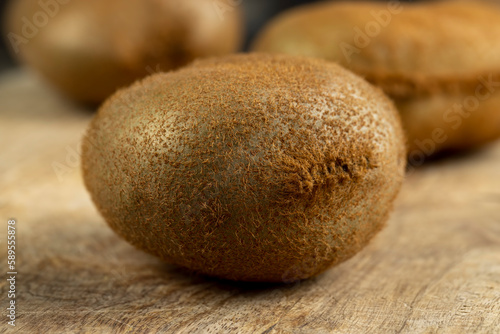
[82,53,406,282]
[252,0,500,157]
[5,0,243,104]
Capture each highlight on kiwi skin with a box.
[4,0,244,104]
[82,53,406,282]
[252,0,500,157]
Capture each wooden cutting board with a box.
[1,70,499,334]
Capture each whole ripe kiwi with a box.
[82,53,406,282]
[5,0,243,104]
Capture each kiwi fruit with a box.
[252,0,500,156]
[5,0,243,104]
[82,53,406,282]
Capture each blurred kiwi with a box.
[82,53,406,282]
[5,0,243,104]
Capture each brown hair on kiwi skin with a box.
[5,0,243,105]
[82,53,406,282]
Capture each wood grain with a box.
[0,70,499,334]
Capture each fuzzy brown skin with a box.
[252,0,500,154]
[82,53,406,282]
[5,0,243,104]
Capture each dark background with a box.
[0,0,12,70]
[0,0,412,72]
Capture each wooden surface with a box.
[1,70,500,334]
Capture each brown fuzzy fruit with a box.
[82,53,406,282]
[252,0,500,155]
[5,0,243,104]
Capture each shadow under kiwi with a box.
[407,142,498,172]
[153,261,320,295]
